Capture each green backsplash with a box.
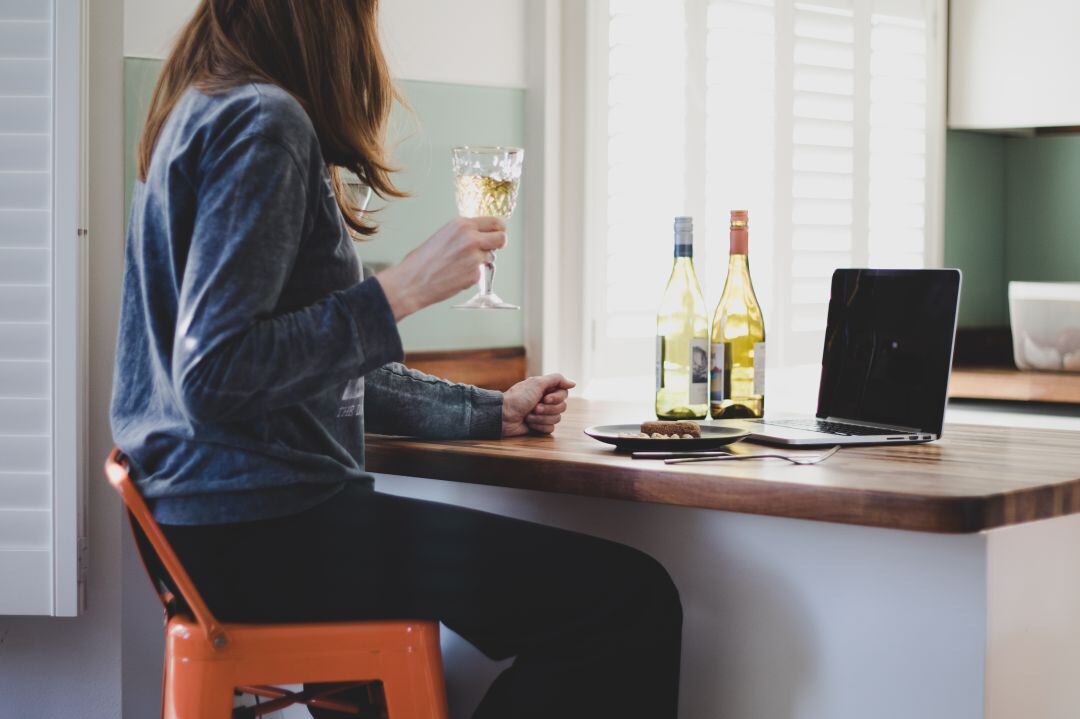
[944,130,1007,327]
[945,129,1080,327]
[123,58,160,216]
[1004,135,1080,285]
[123,58,525,351]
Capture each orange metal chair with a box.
[105,448,449,719]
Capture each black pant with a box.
[161,483,683,718]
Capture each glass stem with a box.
[479,250,497,296]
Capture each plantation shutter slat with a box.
[0,0,85,617]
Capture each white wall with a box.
[123,0,527,87]
[380,0,526,87]
[0,0,127,717]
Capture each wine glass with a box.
[451,146,523,310]
[340,169,373,241]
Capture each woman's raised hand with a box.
[376,217,507,320]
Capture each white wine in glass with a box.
[452,146,523,310]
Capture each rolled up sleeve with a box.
[364,363,503,439]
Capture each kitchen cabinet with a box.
[950,0,1080,129]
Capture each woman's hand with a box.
[375,217,507,321]
[501,374,576,437]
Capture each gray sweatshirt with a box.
[110,83,503,525]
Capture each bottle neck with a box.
[674,229,693,258]
[673,256,695,275]
[724,242,752,294]
[726,224,750,282]
[727,252,750,276]
[730,226,748,255]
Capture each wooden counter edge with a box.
[363,439,1080,534]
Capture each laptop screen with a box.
[817,269,961,435]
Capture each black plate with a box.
[584,423,749,452]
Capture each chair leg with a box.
[380,630,449,719]
[163,655,234,719]
[382,675,448,719]
[160,653,168,719]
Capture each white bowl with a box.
[1009,282,1080,372]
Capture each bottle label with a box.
[690,338,708,404]
[753,341,766,395]
[710,343,725,402]
[655,335,663,390]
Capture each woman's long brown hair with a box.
[136,0,404,237]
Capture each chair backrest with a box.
[105,448,230,649]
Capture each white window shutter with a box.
[782,0,932,362]
[586,0,942,392]
[0,0,86,617]
[706,0,778,353]
[783,0,859,361]
[867,0,929,270]
[586,0,690,385]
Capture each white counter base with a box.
[371,472,1080,719]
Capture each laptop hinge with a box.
[823,417,923,433]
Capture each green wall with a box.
[944,129,1080,327]
[123,58,160,214]
[123,58,525,351]
[1004,136,1080,285]
[944,130,1007,327]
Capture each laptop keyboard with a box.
[749,418,895,437]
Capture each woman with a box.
[111,2,682,717]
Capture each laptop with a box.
[722,268,962,447]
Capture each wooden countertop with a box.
[365,399,1080,534]
[950,366,1080,404]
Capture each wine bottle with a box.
[656,217,708,420]
[710,210,766,419]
